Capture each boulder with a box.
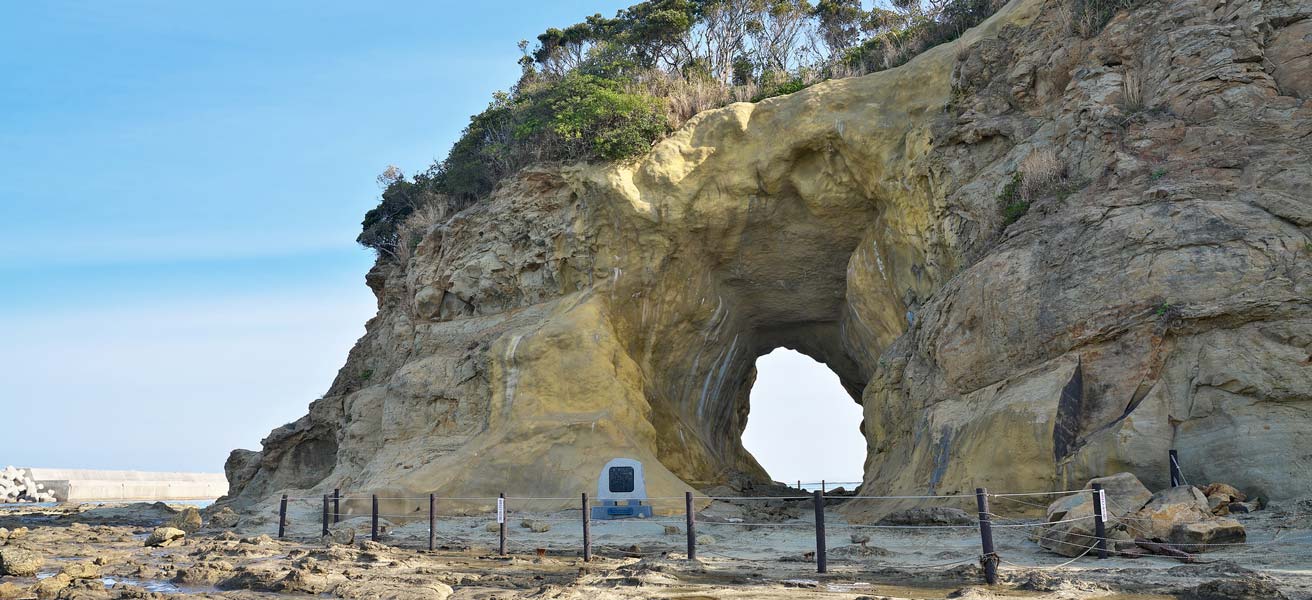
[0,547,43,576]
[1229,502,1258,514]
[1169,518,1246,553]
[1202,483,1247,515]
[1040,473,1151,557]
[1202,483,1247,504]
[207,506,240,528]
[0,582,24,600]
[168,507,203,533]
[172,560,235,586]
[30,573,70,599]
[325,524,356,545]
[878,507,974,526]
[520,519,550,533]
[1184,577,1287,600]
[60,562,100,579]
[1129,486,1212,540]
[144,527,187,548]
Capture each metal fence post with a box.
[975,488,997,584]
[371,494,379,542]
[333,488,340,524]
[278,494,287,539]
[582,492,592,562]
[1169,449,1182,487]
[1091,483,1108,559]
[812,490,827,574]
[685,491,696,561]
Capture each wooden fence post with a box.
[581,493,592,562]
[812,490,827,574]
[1092,483,1108,559]
[975,488,998,584]
[685,491,696,561]
[498,493,507,556]
[278,494,287,539]
[371,494,379,542]
[429,493,436,551]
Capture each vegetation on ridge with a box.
[360,0,1013,256]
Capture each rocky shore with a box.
[1,488,1308,599]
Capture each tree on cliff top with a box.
[360,0,1010,257]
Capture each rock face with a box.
[878,507,975,526]
[219,0,1312,517]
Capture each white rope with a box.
[1171,455,1189,486]
[987,513,1094,528]
[841,493,976,500]
[698,496,814,501]
[998,539,1097,570]
[988,489,1087,498]
[696,520,813,528]
[840,523,981,530]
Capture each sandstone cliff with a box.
[221,0,1311,518]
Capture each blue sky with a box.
[0,1,863,483]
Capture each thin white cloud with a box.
[0,286,376,472]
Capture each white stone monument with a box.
[590,457,653,519]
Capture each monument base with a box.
[591,500,653,520]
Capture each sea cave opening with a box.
[740,348,866,490]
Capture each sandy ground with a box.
[1,497,1309,599]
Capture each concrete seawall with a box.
[24,468,228,502]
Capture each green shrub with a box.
[1070,0,1141,37]
[998,172,1029,225]
[751,74,814,102]
[359,75,667,254]
[359,0,1014,255]
[525,73,668,161]
[843,0,1000,74]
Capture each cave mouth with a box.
[740,348,866,488]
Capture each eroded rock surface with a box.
[220,0,1311,517]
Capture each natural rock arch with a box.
[220,0,1312,517]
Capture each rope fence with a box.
[262,479,1309,587]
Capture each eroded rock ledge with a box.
[221,0,1311,518]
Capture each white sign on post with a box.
[496,497,505,524]
[1098,489,1107,517]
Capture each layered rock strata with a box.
[221,0,1311,518]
